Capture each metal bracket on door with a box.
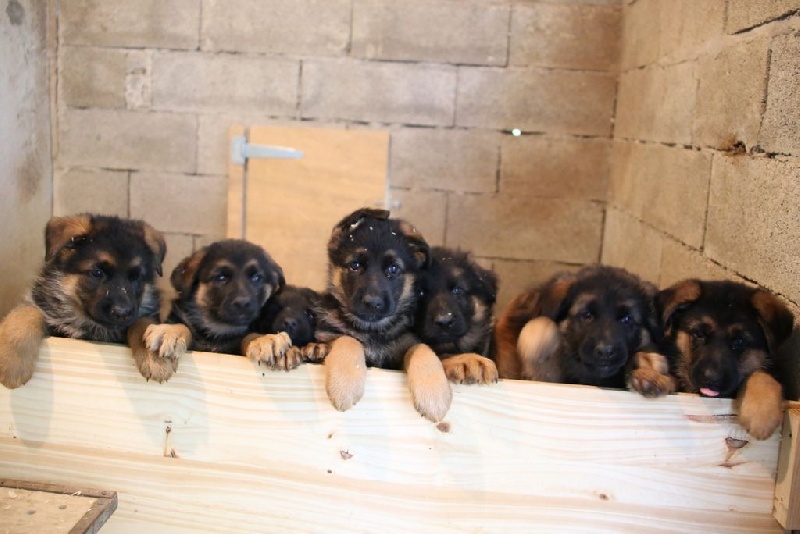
[230,135,304,164]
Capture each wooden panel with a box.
[774,408,800,529]
[0,338,789,532]
[232,126,388,290]
[226,125,246,239]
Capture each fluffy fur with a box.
[0,214,169,388]
[657,279,794,439]
[495,265,674,397]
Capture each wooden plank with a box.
[240,126,388,290]
[0,478,117,534]
[226,124,246,239]
[0,338,788,532]
[774,408,800,529]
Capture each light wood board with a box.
[227,126,389,291]
[0,338,789,532]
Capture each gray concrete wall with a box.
[0,0,53,318]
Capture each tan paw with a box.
[442,354,498,385]
[0,350,38,389]
[246,332,292,368]
[302,342,329,363]
[134,346,179,383]
[738,372,784,440]
[405,344,452,422]
[325,337,366,411]
[0,305,46,389]
[144,323,190,360]
[629,367,676,397]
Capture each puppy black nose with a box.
[593,344,615,360]
[362,294,384,311]
[434,312,454,328]
[702,367,721,384]
[110,304,133,321]
[282,317,298,334]
[233,297,252,312]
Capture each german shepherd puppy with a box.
[0,214,169,388]
[495,265,674,396]
[243,285,320,371]
[304,208,451,421]
[145,239,284,357]
[657,279,794,439]
[416,247,499,384]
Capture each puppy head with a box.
[254,285,320,346]
[171,239,284,329]
[39,214,165,329]
[544,266,658,382]
[657,279,793,397]
[326,207,430,327]
[417,247,497,345]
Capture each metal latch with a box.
[230,136,304,164]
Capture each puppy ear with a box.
[170,248,207,297]
[44,214,93,261]
[538,272,577,320]
[751,290,794,353]
[141,222,167,277]
[656,279,702,329]
[398,220,430,269]
[470,260,498,305]
[328,207,391,252]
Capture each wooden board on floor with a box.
[227,126,389,291]
[0,338,790,532]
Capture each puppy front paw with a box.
[0,305,46,389]
[0,351,38,389]
[325,337,366,411]
[144,323,190,360]
[405,344,452,422]
[246,332,292,369]
[133,346,179,383]
[629,367,676,397]
[302,342,329,363]
[738,371,784,440]
[442,353,498,385]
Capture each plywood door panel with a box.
[229,126,388,290]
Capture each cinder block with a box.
[658,0,725,63]
[489,258,582,320]
[352,0,508,66]
[201,0,350,56]
[705,154,800,302]
[658,238,743,289]
[457,68,616,135]
[601,208,663,285]
[388,189,448,247]
[510,3,620,71]
[760,32,800,156]
[61,47,131,109]
[615,62,696,144]
[53,168,129,218]
[302,59,457,126]
[130,172,227,236]
[390,129,500,193]
[608,141,711,248]
[151,52,299,115]
[61,0,200,49]
[158,232,196,304]
[694,38,770,150]
[726,0,799,33]
[446,193,604,263]
[58,109,197,174]
[620,0,660,70]
[500,135,610,201]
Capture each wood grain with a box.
[0,338,789,532]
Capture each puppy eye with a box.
[349,260,362,272]
[690,329,705,341]
[580,310,594,322]
[619,314,633,325]
[730,337,745,351]
[213,273,229,283]
[305,309,316,321]
[250,273,264,283]
[90,268,104,279]
[385,264,400,277]
[451,286,464,296]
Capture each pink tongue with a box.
[700,388,719,397]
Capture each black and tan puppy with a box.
[145,239,284,357]
[416,247,499,384]
[494,265,674,396]
[303,208,451,421]
[243,284,320,371]
[0,213,171,388]
[657,279,794,439]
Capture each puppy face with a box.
[254,285,319,346]
[417,247,497,349]
[172,239,284,333]
[326,208,429,330]
[32,214,165,338]
[542,266,658,383]
[658,280,793,397]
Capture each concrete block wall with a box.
[52,0,622,312]
[603,0,800,396]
